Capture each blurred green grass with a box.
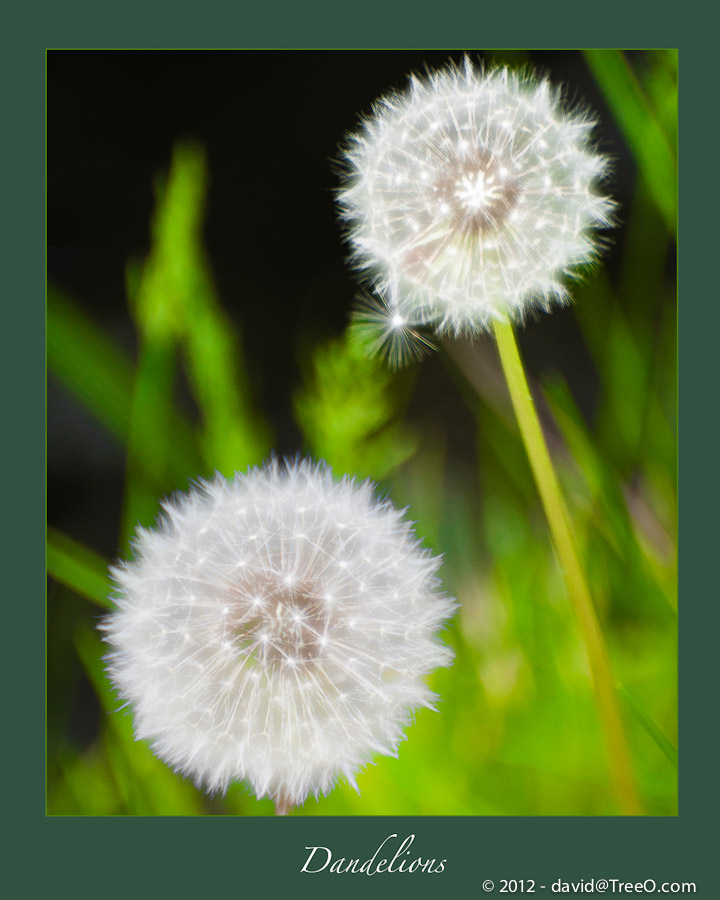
[47,49,677,816]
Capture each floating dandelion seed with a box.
[337,58,615,348]
[351,291,437,368]
[101,460,456,812]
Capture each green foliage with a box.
[120,141,271,540]
[47,51,677,817]
[47,288,135,445]
[583,49,677,236]
[295,326,416,479]
[136,142,270,476]
[47,528,112,608]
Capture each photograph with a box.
[47,48,677,818]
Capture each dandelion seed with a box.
[337,57,615,344]
[350,291,437,368]
[101,459,456,812]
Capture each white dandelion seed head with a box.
[101,459,456,809]
[337,58,615,340]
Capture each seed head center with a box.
[230,574,328,669]
[432,154,519,237]
[455,169,502,212]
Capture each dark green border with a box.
[10,0,707,895]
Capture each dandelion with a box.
[336,57,641,814]
[338,58,614,343]
[101,459,456,813]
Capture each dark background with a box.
[48,49,641,557]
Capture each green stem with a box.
[492,317,641,815]
[273,794,293,816]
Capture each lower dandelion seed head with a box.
[101,459,456,809]
[337,58,615,344]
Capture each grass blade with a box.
[583,49,676,235]
[47,527,112,608]
[619,686,678,769]
[48,286,200,484]
[48,287,134,443]
[132,141,270,479]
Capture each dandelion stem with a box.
[492,317,641,815]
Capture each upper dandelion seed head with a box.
[101,459,456,809]
[337,59,615,342]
